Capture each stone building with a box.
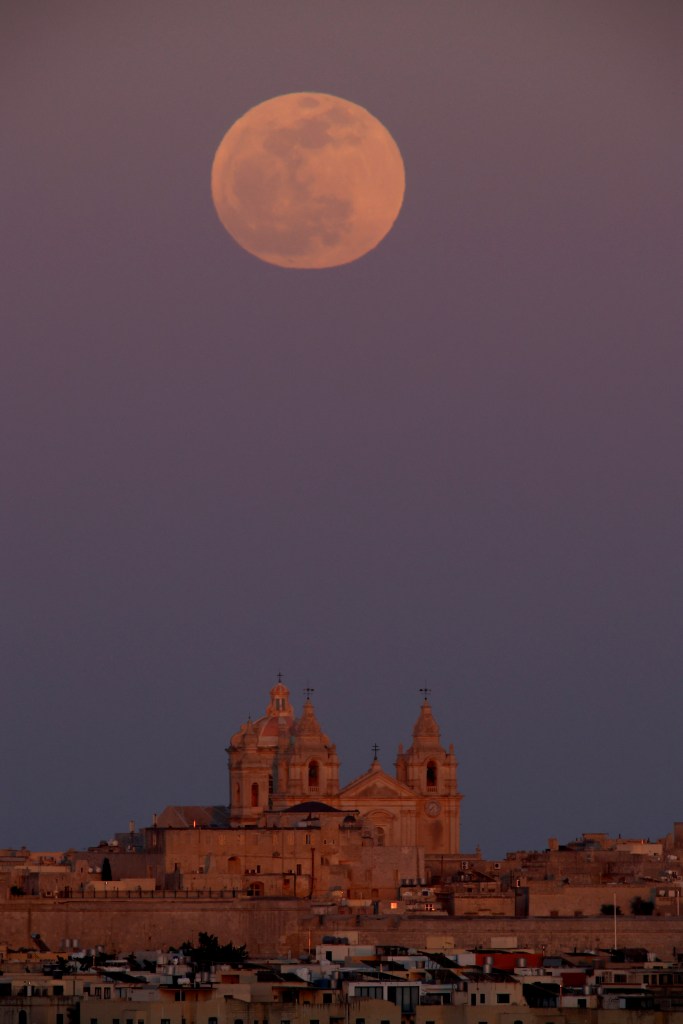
[138,680,461,900]
[226,679,462,854]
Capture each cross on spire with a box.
[277,671,283,684]
[304,686,315,701]
[419,687,432,701]
[372,743,380,760]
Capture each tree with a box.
[181,932,248,967]
[630,896,655,916]
[600,903,622,915]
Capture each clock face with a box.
[425,799,441,818]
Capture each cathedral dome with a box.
[230,677,295,750]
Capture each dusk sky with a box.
[3,2,682,859]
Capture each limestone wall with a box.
[527,884,655,917]
[2,897,683,958]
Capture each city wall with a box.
[2,897,683,958]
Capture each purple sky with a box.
[2,2,682,858]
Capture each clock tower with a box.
[395,695,461,853]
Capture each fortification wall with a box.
[2,898,683,959]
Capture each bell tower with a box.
[396,693,461,853]
[274,690,340,808]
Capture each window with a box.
[376,827,385,847]
[251,782,259,807]
[54,986,64,996]
[95,988,102,997]
[426,761,437,788]
[497,994,510,1004]
[268,774,274,794]
[161,1019,170,1024]
[296,863,302,875]
[479,994,486,1004]
[209,1017,218,1024]
[104,990,111,1000]
[90,1018,98,1024]
[56,1016,64,1024]
[308,760,319,790]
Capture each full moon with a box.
[211,92,405,269]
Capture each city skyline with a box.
[3,2,683,858]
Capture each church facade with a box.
[227,678,462,854]
[147,679,462,901]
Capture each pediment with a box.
[340,768,415,803]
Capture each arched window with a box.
[308,760,319,791]
[376,826,385,847]
[251,782,259,807]
[426,761,437,789]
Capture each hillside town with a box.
[3,683,683,1024]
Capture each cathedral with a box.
[227,678,462,854]
[149,678,463,901]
